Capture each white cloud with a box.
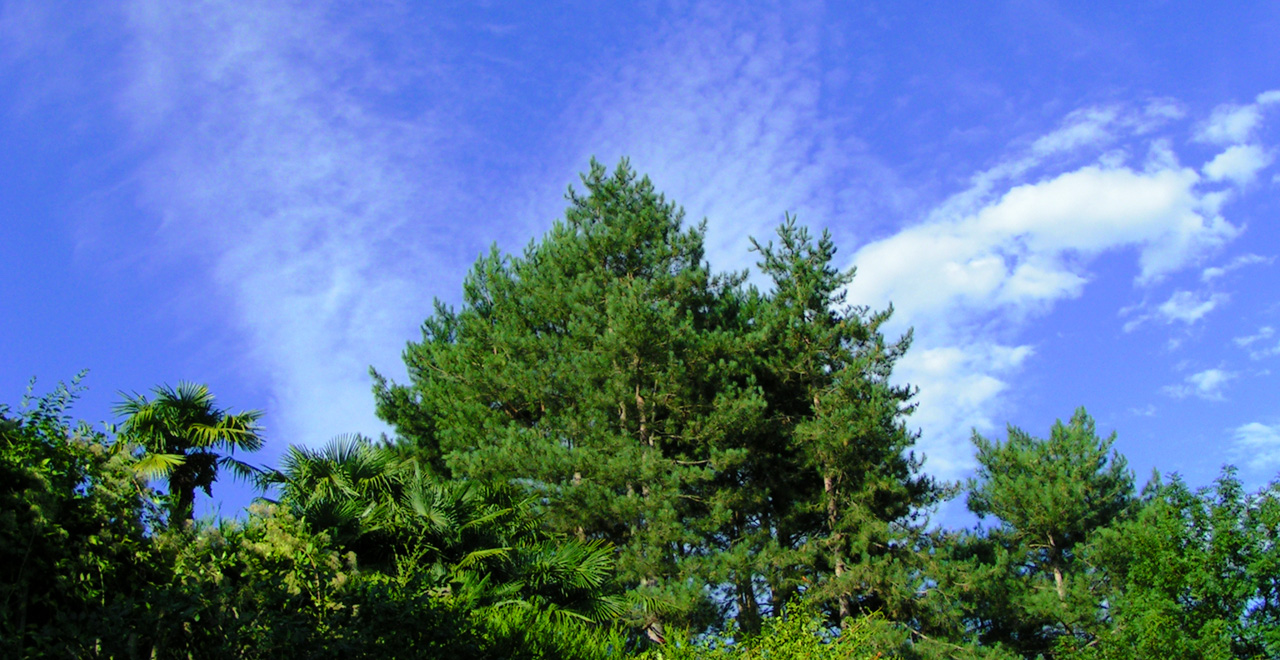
[1156,290,1228,324]
[1202,144,1273,185]
[1129,404,1157,417]
[1123,288,1226,333]
[1232,422,1280,473]
[896,343,1034,472]
[1235,326,1280,360]
[1163,368,1235,401]
[1028,107,1119,156]
[1235,326,1275,347]
[1195,90,1280,145]
[1197,105,1264,145]
[1202,253,1271,281]
[843,101,1269,474]
[850,156,1237,338]
[1246,344,1280,361]
[1139,99,1185,128]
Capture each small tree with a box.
[962,407,1135,654]
[115,382,264,526]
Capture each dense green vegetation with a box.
[3,161,1277,658]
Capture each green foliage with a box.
[148,502,629,659]
[0,375,165,658]
[1078,470,1280,659]
[646,598,1011,660]
[115,382,265,525]
[144,503,359,657]
[263,434,625,623]
[649,602,885,659]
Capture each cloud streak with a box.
[1163,368,1235,401]
[119,1,467,448]
[1156,290,1228,325]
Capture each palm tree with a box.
[263,435,622,621]
[114,382,264,526]
[261,434,401,558]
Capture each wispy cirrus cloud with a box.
[1120,289,1229,332]
[559,0,910,277]
[1235,326,1280,360]
[1202,253,1271,281]
[118,1,469,447]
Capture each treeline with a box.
[3,161,1278,658]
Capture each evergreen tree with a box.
[375,160,754,638]
[374,160,940,638]
[745,220,940,627]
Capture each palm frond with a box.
[218,455,267,485]
[131,452,186,481]
[454,546,512,570]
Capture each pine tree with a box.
[958,408,1135,655]
[375,160,756,637]
[747,219,940,627]
[373,160,941,638]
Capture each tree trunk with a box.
[635,384,649,447]
[1048,534,1067,605]
[640,577,666,644]
[825,473,852,624]
[170,471,196,528]
[736,575,762,635]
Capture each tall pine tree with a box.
[747,220,940,627]
[373,160,941,637]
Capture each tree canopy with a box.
[5,161,1278,658]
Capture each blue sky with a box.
[4,1,1279,520]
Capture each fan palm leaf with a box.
[130,452,186,481]
[114,382,264,525]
